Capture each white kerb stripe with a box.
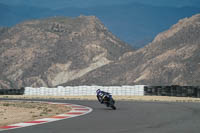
[10,123,37,127]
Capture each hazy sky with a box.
[0,0,200,9]
[0,0,199,47]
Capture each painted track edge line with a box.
[0,100,93,131]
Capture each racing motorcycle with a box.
[98,93,117,110]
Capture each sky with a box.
[0,0,200,48]
[1,0,200,9]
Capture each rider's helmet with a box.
[96,89,101,94]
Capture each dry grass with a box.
[1,95,200,103]
[0,101,71,127]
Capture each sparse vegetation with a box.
[2,103,10,106]
[0,101,71,126]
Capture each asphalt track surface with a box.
[1,99,200,133]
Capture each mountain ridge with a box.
[63,14,200,86]
[0,2,200,48]
[0,15,133,89]
[0,14,200,89]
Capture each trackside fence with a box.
[24,85,145,96]
[1,85,200,98]
[0,88,25,95]
[144,86,200,98]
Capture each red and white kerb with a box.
[0,102,93,131]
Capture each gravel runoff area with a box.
[0,101,71,127]
[1,95,200,103]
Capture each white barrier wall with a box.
[24,85,145,96]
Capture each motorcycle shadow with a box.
[98,107,117,111]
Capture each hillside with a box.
[66,14,200,86]
[0,14,200,89]
[0,16,132,89]
[0,27,9,37]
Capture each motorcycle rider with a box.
[96,89,111,106]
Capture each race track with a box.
[1,99,200,133]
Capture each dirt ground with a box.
[0,101,71,127]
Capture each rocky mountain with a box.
[0,27,9,37]
[66,14,200,86]
[0,14,200,89]
[0,16,132,89]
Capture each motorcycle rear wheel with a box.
[111,105,116,110]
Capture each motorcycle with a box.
[100,94,117,110]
